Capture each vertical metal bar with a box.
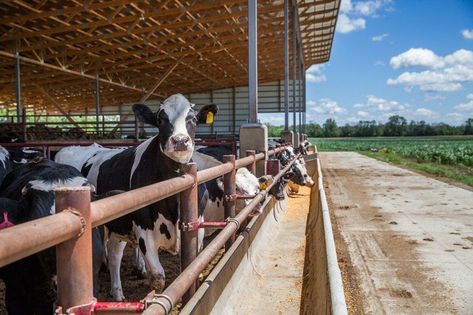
[15,52,21,123]
[223,155,236,250]
[278,79,281,112]
[179,163,198,303]
[299,62,302,133]
[95,73,100,136]
[55,187,93,310]
[292,3,297,133]
[284,0,289,131]
[232,86,236,134]
[22,108,27,141]
[134,117,139,141]
[210,90,214,135]
[303,67,306,133]
[248,0,258,123]
[246,150,257,174]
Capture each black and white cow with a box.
[268,141,314,188]
[0,158,104,315]
[56,94,218,301]
[0,146,12,184]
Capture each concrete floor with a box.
[322,152,473,315]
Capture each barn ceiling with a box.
[0,0,340,113]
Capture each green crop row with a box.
[309,137,473,167]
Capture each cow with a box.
[268,141,314,188]
[0,158,104,315]
[0,146,11,184]
[54,143,125,172]
[56,94,218,301]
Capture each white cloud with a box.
[375,60,386,66]
[336,14,366,33]
[336,0,391,34]
[390,48,444,69]
[414,108,437,117]
[462,29,473,40]
[454,94,473,112]
[309,98,346,115]
[306,64,326,84]
[387,48,473,92]
[365,95,406,111]
[372,33,389,41]
[357,111,370,118]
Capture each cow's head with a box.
[278,147,314,187]
[231,168,273,216]
[133,94,218,164]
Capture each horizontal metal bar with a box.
[0,211,83,267]
[0,145,290,269]
[143,154,300,315]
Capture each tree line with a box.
[267,116,473,137]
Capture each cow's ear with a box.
[133,104,158,127]
[196,104,219,124]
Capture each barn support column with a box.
[292,3,299,148]
[95,73,100,136]
[15,52,21,123]
[281,0,293,144]
[240,0,267,176]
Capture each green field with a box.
[309,136,473,187]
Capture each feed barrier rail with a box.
[0,145,291,314]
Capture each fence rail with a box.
[0,145,289,314]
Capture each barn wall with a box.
[98,81,302,137]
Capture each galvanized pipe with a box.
[248,0,258,123]
[95,73,100,136]
[223,155,236,249]
[292,2,297,133]
[179,163,199,303]
[284,0,289,131]
[55,187,93,310]
[143,155,300,315]
[15,52,21,123]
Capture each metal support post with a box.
[179,163,199,303]
[246,150,257,174]
[248,0,258,123]
[303,68,306,133]
[22,108,27,141]
[223,155,236,250]
[95,73,100,136]
[266,159,280,177]
[299,63,302,133]
[55,187,93,311]
[15,52,21,123]
[284,0,289,131]
[292,3,297,134]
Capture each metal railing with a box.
[0,145,292,314]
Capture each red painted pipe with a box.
[199,221,227,229]
[94,301,144,313]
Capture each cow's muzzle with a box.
[170,134,192,151]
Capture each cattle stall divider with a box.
[0,145,294,314]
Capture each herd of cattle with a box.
[0,94,313,314]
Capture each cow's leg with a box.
[137,229,166,293]
[134,248,147,278]
[107,234,127,301]
[197,215,204,252]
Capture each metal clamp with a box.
[225,217,240,230]
[62,207,86,237]
[179,220,201,232]
[145,294,174,315]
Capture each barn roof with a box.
[0,0,340,113]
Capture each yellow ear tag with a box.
[206,112,214,124]
[259,182,268,190]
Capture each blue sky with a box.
[260,0,473,126]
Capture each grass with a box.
[309,136,473,188]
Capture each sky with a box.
[260,0,473,126]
